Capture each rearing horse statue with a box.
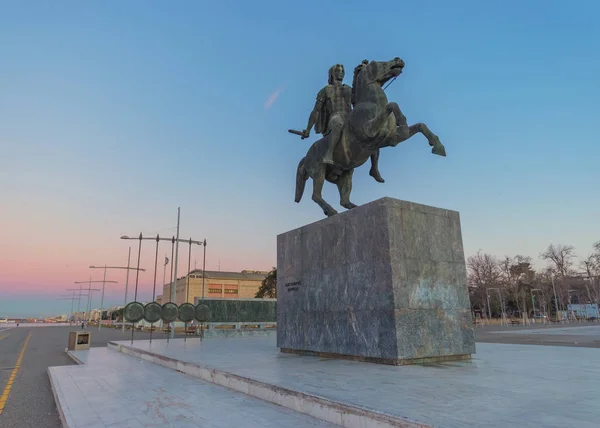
[294,57,446,217]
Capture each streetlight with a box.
[573,271,600,321]
[73,279,106,323]
[57,293,81,324]
[549,273,562,322]
[488,288,507,326]
[61,290,90,323]
[568,289,581,321]
[531,288,546,323]
[89,265,142,331]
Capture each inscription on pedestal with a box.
[285,281,302,292]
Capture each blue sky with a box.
[1,1,599,317]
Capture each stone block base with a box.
[276,197,475,364]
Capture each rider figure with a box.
[302,63,384,183]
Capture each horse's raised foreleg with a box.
[406,123,446,156]
[385,121,446,157]
[337,170,357,210]
[311,168,338,217]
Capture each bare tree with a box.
[540,244,577,311]
[467,251,501,317]
[540,244,576,277]
[581,242,600,304]
[532,267,554,316]
[581,256,597,303]
[593,241,600,260]
[467,251,501,287]
[499,255,535,319]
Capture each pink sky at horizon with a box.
[0,209,276,300]
[0,246,274,298]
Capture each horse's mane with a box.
[351,60,369,106]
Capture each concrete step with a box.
[48,347,340,428]
[108,338,429,428]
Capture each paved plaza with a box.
[1,324,600,427]
[476,323,600,348]
[490,325,600,335]
[110,334,600,428]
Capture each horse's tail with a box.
[295,157,308,203]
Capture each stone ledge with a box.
[109,341,431,428]
[281,348,471,366]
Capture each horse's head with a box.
[352,57,404,105]
[365,57,404,86]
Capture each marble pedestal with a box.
[276,197,475,365]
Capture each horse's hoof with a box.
[369,169,385,183]
[432,141,446,157]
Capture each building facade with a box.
[157,269,269,305]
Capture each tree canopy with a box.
[467,241,599,318]
[255,267,277,298]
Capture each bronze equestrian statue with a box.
[290,57,446,217]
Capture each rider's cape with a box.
[314,87,330,135]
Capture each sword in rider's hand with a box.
[288,129,308,139]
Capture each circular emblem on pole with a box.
[195,304,211,322]
[178,303,195,323]
[124,302,144,323]
[143,302,162,323]
[161,302,178,323]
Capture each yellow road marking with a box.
[0,331,31,415]
[0,335,9,341]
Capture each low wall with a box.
[193,298,276,323]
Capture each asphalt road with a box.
[0,325,174,428]
[474,321,600,348]
[0,323,599,428]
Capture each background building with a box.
[157,269,268,305]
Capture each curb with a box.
[108,341,430,428]
[47,367,70,428]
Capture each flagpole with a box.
[170,208,181,339]
[163,253,167,297]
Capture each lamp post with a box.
[488,287,506,326]
[550,274,561,321]
[531,288,544,323]
[57,291,85,324]
[73,280,104,324]
[568,289,581,321]
[172,208,181,338]
[575,270,600,321]
[63,289,90,323]
[89,265,143,331]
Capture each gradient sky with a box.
[1,1,599,317]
